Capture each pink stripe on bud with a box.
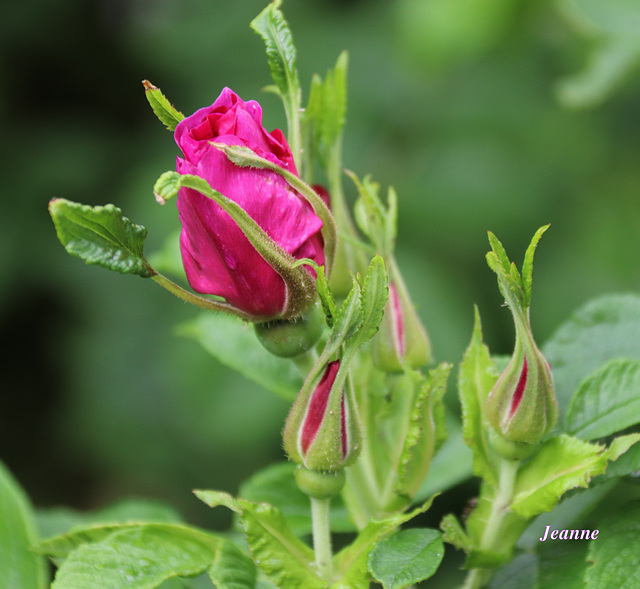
[390,283,406,358]
[509,357,528,418]
[300,361,341,455]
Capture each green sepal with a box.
[331,496,437,589]
[486,225,549,313]
[154,171,316,320]
[195,490,325,589]
[0,461,48,589]
[353,255,389,347]
[302,51,348,174]
[510,433,640,519]
[349,172,397,257]
[293,258,338,328]
[49,198,154,278]
[209,143,337,274]
[439,513,472,553]
[458,307,499,484]
[385,364,451,511]
[367,528,444,589]
[142,80,184,132]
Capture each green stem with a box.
[151,273,252,320]
[461,458,519,589]
[310,497,334,581]
[292,348,318,377]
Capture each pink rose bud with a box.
[486,315,558,446]
[283,360,362,472]
[372,272,431,373]
[174,88,325,319]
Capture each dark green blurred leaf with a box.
[0,461,48,589]
[179,313,303,401]
[36,498,183,542]
[556,0,640,108]
[566,358,640,439]
[368,528,444,589]
[487,553,538,589]
[49,198,153,277]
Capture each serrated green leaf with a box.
[250,0,301,168]
[142,80,184,131]
[356,255,389,345]
[195,490,325,589]
[367,528,444,589]
[239,462,355,536]
[585,502,640,588]
[178,313,302,401]
[543,294,640,423]
[49,198,153,277]
[328,278,363,349]
[458,307,499,484]
[565,358,640,440]
[0,461,48,589]
[49,524,221,589]
[208,540,257,589]
[521,225,549,307]
[332,498,436,589]
[511,435,609,518]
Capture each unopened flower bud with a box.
[283,360,362,471]
[486,314,558,445]
[372,264,431,373]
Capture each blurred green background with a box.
[2,0,640,583]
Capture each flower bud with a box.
[372,263,431,373]
[486,313,558,445]
[283,360,362,472]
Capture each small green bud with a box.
[283,359,362,471]
[372,265,431,373]
[254,302,325,358]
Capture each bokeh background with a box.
[2,0,640,585]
